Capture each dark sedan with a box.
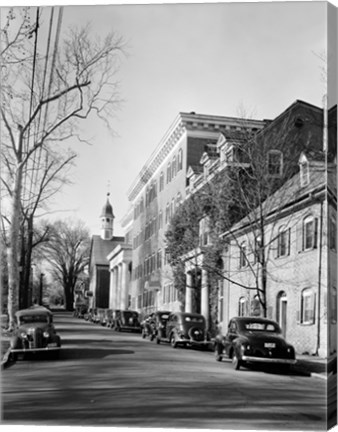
[10,306,61,360]
[214,317,296,370]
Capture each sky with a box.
[3,0,336,237]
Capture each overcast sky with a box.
[4,1,336,237]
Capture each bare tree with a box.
[38,219,90,311]
[1,6,125,328]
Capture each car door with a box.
[166,314,175,340]
[224,320,239,356]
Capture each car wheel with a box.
[170,334,178,348]
[232,351,242,370]
[214,344,223,362]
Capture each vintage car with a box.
[10,306,61,360]
[214,317,296,370]
[140,313,156,340]
[153,311,171,343]
[114,310,142,333]
[159,311,211,349]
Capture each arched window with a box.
[267,150,283,177]
[177,148,183,171]
[170,198,175,220]
[167,163,171,183]
[276,291,287,336]
[251,295,261,316]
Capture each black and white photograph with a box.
[1,0,337,430]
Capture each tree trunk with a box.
[7,161,24,329]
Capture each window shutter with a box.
[296,222,303,253]
[287,228,291,255]
[313,218,318,249]
[296,292,302,324]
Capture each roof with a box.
[100,194,114,218]
[90,235,125,266]
[16,306,52,317]
[223,160,330,237]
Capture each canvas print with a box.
[1,1,337,431]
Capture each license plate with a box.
[264,343,276,348]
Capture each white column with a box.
[112,266,118,310]
[185,270,193,313]
[201,268,209,328]
[109,268,115,310]
[117,263,123,309]
[120,261,129,310]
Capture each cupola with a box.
[100,193,115,240]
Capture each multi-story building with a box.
[220,154,336,357]
[127,112,266,315]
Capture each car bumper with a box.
[11,346,61,353]
[181,338,211,346]
[241,355,296,364]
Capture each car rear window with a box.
[184,316,204,323]
[160,314,169,320]
[243,322,280,332]
[20,315,49,324]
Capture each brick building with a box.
[220,154,336,357]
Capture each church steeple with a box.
[100,193,114,240]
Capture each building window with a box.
[330,214,337,251]
[158,210,163,229]
[170,198,175,221]
[300,288,315,325]
[250,295,261,316]
[239,242,247,268]
[276,227,290,257]
[172,156,176,179]
[304,216,317,250]
[199,216,210,247]
[178,148,183,171]
[159,172,164,192]
[165,203,170,224]
[300,159,310,187]
[176,192,182,208]
[238,297,247,316]
[167,163,171,183]
[267,150,283,177]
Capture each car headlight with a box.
[20,332,27,339]
[43,331,50,338]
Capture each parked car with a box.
[153,311,171,344]
[10,306,61,360]
[214,317,296,370]
[159,312,211,349]
[141,313,156,340]
[114,310,142,333]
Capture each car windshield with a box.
[241,321,280,333]
[19,314,49,324]
[123,312,138,320]
[184,316,204,323]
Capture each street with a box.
[1,311,327,430]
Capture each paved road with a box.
[1,311,327,429]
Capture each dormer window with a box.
[299,159,310,187]
[267,150,283,177]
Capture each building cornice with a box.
[127,112,265,202]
